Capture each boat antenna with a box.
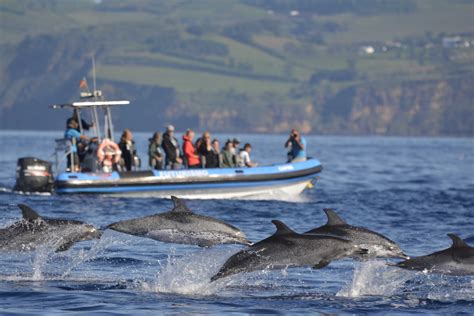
[92,54,97,99]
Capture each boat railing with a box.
[54,138,74,173]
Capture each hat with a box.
[232,138,240,144]
[166,125,175,132]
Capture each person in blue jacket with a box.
[285,128,307,162]
[64,119,89,171]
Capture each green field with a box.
[98,65,293,94]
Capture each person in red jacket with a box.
[182,129,200,168]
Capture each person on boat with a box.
[239,143,258,168]
[221,140,237,168]
[162,125,182,169]
[97,138,122,173]
[197,131,213,168]
[205,138,221,168]
[148,132,165,170]
[119,129,139,171]
[182,129,200,169]
[81,137,100,172]
[64,119,89,172]
[285,128,307,162]
[67,109,93,133]
[232,138,242,166]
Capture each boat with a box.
[13,70,322,199]
[53,158,321,198]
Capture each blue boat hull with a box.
[54,158,322,198]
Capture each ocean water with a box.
[0,130,473,315]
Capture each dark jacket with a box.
[119,140,137,171]
[162,132,180,164]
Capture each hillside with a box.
[0,0,473,135]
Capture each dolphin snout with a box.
[400,253,410,260]
[88,227,103,239]
[235,232,252,246]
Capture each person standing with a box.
[221,140,236,168]
[161,125,182,169]
[285,128,307,162]
[239,143,258,167]
[148,132,165,170]
[64,119,89,172]
[205,138,222,168]
[182,129,200,169]
[119,128,139,171]
[197,131,213,168]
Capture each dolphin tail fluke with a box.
[170,196,192,213]
[323,209,347,226]
[18,204,42,222]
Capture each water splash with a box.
[59,235,123,278]
[141,248,238,296]
[337,261,412,298]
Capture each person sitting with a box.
[182,129,200,169]
[205,138,221,168]
[221,140,236,168]
[161,125,182,169]
[118,129,139,171]
[239,143,258,167]
[148,132,165,170]
[285,128,307,162]
[64,119,89,172]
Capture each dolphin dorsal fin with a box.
[324,209,347,226]
[18,204,42,222]
[170,196,192,213]
[447,234,470,248]
[271,220,296,236]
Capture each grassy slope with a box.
[1,0,473,113]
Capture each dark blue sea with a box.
[0,131,473,315]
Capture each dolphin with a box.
[0,204,102,252]
[211,220,365,281]
[395,234,474,276]
[106,196,251,247]
[304,209,408,260]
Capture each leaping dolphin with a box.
[0,204,102,252]
[106,196,251,247]
[304,209,408,259]
[211,220,366,281]
[395,234,474,276]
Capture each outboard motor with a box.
[14,157,53,193]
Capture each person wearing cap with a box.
[231,138,241,166]
[182,129,200,169]
[64,119,89,171]
[285,128,307,162]
[67,109,93,133]
[239,143,258,167]
[161,125,182,169]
